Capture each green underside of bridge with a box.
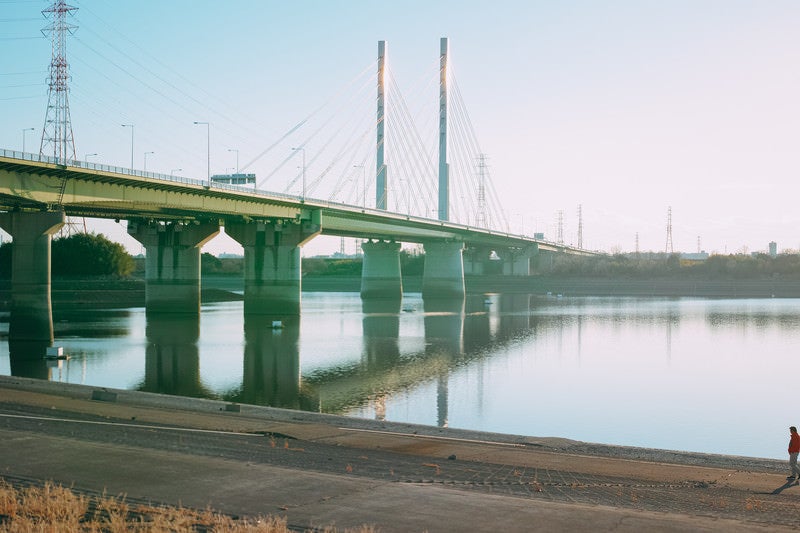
[0,155,595,254]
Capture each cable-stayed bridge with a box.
[1,35,595,347]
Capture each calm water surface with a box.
[1,293,798,460]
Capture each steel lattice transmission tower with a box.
[665,206,674,253]
[39,0,77,163]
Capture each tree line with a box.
[2,233,799,281]
[0,233,134,278]
[547,252,800,280]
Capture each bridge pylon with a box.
[376,40,388,211]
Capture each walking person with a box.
[788,426,800,481]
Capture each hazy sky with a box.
[2,1,799,256]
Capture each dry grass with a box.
[0,478,377,532]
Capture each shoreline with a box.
[0,374,784,472]
[1,375,798,531]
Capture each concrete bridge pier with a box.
[535,248,558,274]
[226,219,321,315]
[497,244,538,276]
[422,241,465,300]
[0,210,65,342]
[128,220,220,314]
[463,245,491,275]
[360,240,402,299]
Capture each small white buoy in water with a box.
[271,320,283,329]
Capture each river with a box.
[1,293,798,460]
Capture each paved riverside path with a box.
[0,376,799,532]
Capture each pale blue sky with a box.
[2,1,799,255]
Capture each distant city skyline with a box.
[2,1,799,256]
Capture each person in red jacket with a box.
[788,426,800,480]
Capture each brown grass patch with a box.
[0,478,378,532]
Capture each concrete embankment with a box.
[0,376,798,532]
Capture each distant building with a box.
[211,173,256,186]
[679,251,709,266]
[769,241,777,258]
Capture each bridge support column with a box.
[533,248,557,274]
[128,220,220,314]
[0,210,64,342]
[226,219,320,315]
[498,244,538,276]
[463,245,491,275]
[360,240,402,299]
[422,241,465,299]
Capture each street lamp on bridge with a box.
[144,151,154,172]
[121,124,134,168]
[227,148,239,174]
[85,153,97,163]
[193,121,210,186]
[21,127,34,153]
[170,168,182,176]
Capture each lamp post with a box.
[21,127,34,153]
[121,124,134,168]
[353,164,365,207]
[193,121,210,186]
[143,151,154,172]
[291,147,306,201]
[227,148,239,174]
[170,168,182,176]
[85,153,97,163]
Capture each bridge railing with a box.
[1,149,593,253]
[0,148,304,203]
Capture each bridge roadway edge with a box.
[0,375,797,531]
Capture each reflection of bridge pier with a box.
[362,297,401,370]
[8,339,52,379]
[128,220,219,314]
[142,315,206,397]
[240,315,302,409]
[362,297,401,420]
[499,293,534,335]
[0,210,64,343]
[463,294,492,352]
[424,297,465,427]
[226,219,320,315]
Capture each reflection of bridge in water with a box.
[8,296,800,426]
[6,294,545,421]
[142,294,550,424]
